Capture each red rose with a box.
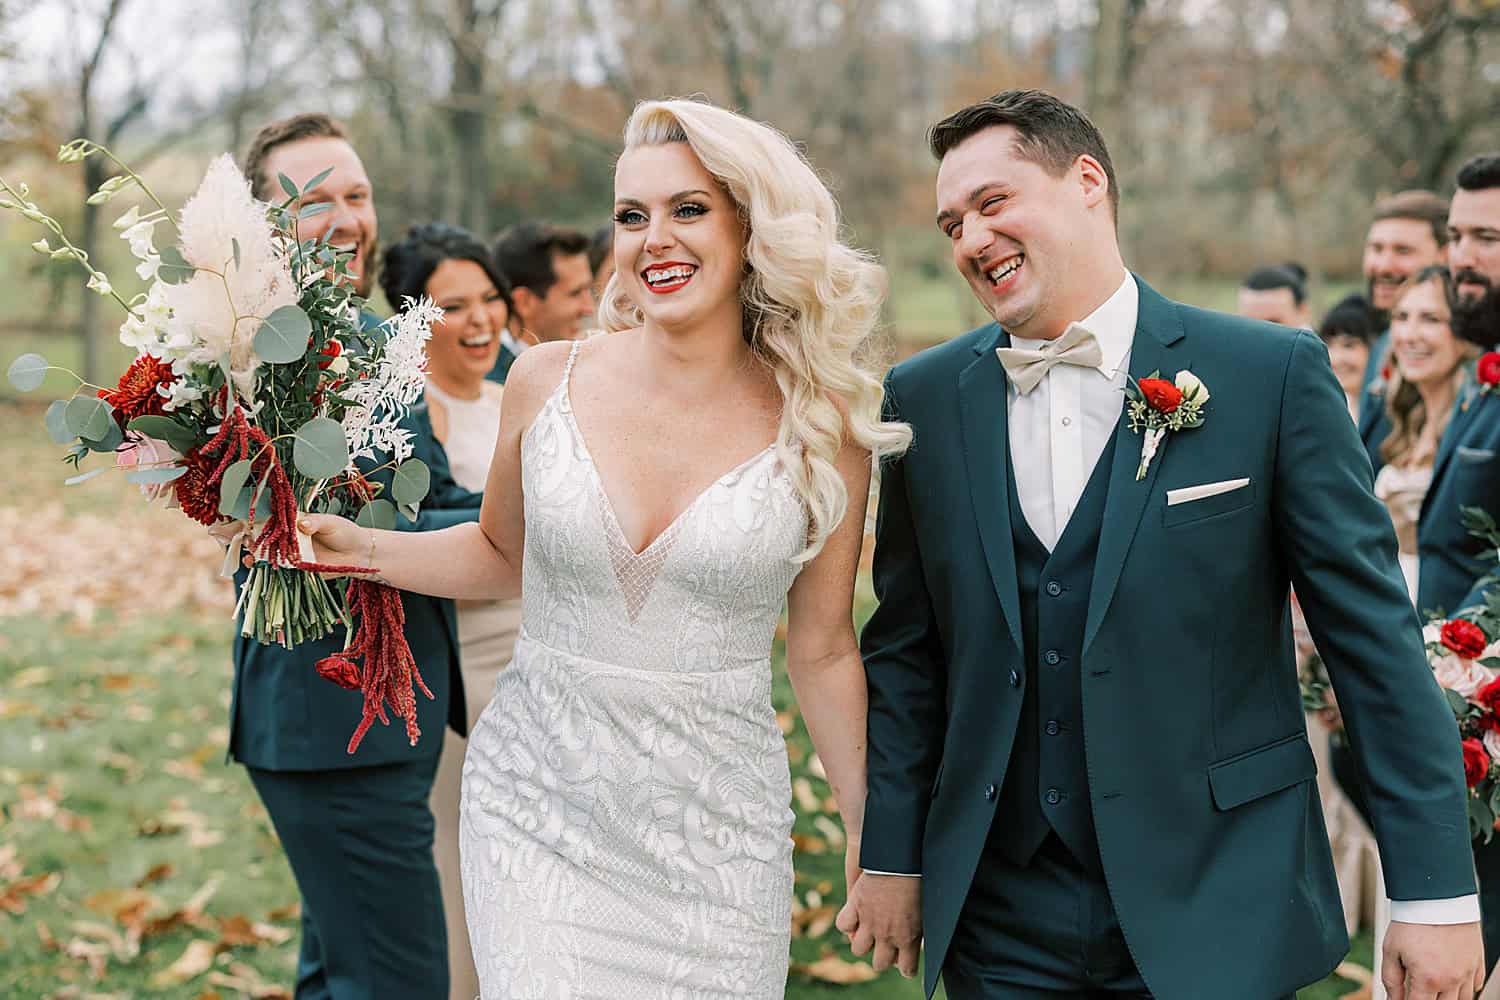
[1480,352,1500,387]
[1138,377,1183,414]
[1463,737,1491,788]
[316,338,344,370]
[1442,619,1489,659]
[1380,363,1393,382]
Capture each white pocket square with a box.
[1166,478,1251,507]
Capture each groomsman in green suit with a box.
[228,113,477,999]
[841,90,1483,999]
[485,221,595,384]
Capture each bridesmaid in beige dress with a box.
[381,223,522,1000]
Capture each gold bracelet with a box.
[365,528,376,571]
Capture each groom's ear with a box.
[1076,154,1111,212]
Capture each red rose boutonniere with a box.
[1123,369,1209,480]
[1478,352,1500,396]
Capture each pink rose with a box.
[115,434,180,501]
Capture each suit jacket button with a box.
[1044,650,1061,666]
[1046,581,1063,597]
[1009,669,1020,688]
[985,783,997,801]
[1046,788,1062,805]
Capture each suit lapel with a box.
[957,324,1025,655]
[1425,389,1478,516]
[1084,279,1189,654]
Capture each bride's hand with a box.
[297,513,372,572]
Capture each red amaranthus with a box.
[99,354,175,425]
[317,578,432,753]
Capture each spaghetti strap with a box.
[563,339,582,381]
[553,339,583,413]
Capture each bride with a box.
[299,97,910,996]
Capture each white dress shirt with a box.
[499,328,529,358]
[1008,273,1136,549]
[869,272,1481,923]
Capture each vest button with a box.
[985,783,997,801]
[1046,581,1063,597]
[1045,720,1060,736]
[1009,669,1020,688]
[1046,788,1062,805]
[1044,650,1061,666]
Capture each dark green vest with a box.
[991,431,1117,878]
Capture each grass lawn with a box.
[0,397,1370,997]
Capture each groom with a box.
[841,90,1484,999]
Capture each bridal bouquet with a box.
[4,142,441,752]
[1425,615,1500,841]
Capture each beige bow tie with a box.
[995,323,1104,395]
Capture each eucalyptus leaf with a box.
[252,475,273,524]
[157,246,194,284]
[293,417,349,479]
[44,399,72,444]
[301,166,333,194]
[355,499,397,531]
[227,484,253,521]
[399,500,419,524]
[64,467,109,486]
[391,458,430,505]
[298,202,333,220]
[126,414,198,454]
[64,396,113,441]
[1445,688,1472,718]
[218,459,254,517]
[126,465,188,485]
[278,172,300,200]
[253,304,314,364]
[7,353,48,392]
[81,419,124,453]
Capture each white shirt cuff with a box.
[1389,895,1481,925]
[861,869,921,877]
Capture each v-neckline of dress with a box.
[560,370,777,560]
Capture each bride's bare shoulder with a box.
[496,341,575,425]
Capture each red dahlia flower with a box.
[173,447,221,526]
[99,354,176,425]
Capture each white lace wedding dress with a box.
[459,341,806,998]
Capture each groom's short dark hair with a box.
[928,90,1120,219]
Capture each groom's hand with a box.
[836,873,922,978]
[1382,920,1484,1000]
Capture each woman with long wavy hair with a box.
[1376,265,1473,600]
[298,97,910,996]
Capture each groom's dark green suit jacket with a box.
[860,278,1476,999]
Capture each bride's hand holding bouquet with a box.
[4,142,446,751]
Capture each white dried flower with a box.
[161,154,297,398]
[340,298,437,467]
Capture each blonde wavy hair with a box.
[1381,265,1475,467]
[599,98,911,561]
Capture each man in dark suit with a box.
[839,90,1483,1000]
[229,113,478,999]
[485,221,595,383]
